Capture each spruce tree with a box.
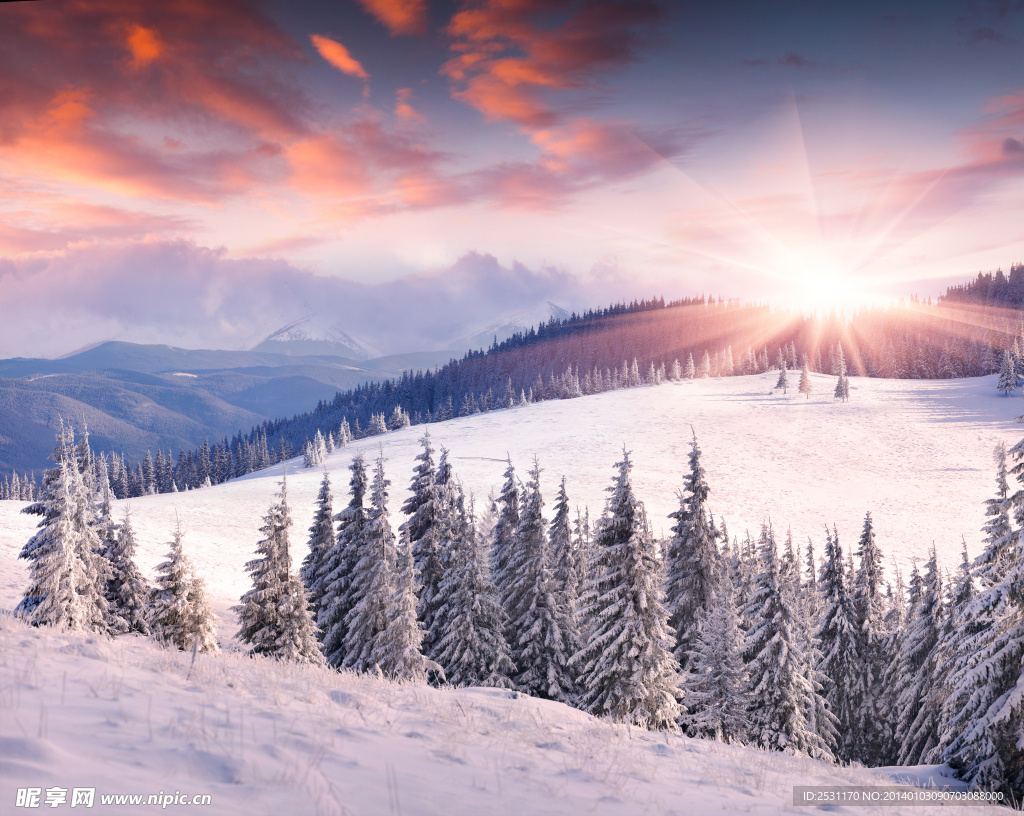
[743,523,836,759]
[343,453,398,672]
[799,361,812,399]
[815,526,862,763]
[235,478,320,662]
[681,578,750,743]
[491,456,521,610]
[106,509,151,635]
[852,511,887,764]
[775,361,789,394]
[685,353,696,380]
[434,494,516,688]
[149,522,218,653]
[19,454,111,632]
[997,350,1017,396]
[893,548,943,765]
[506,460,579,702]
[400,432,445,645]
[665,432,721,668]
[373,529,441,681]
[572,449,681,730]
[300,470,334,626]
[318,454,368,666]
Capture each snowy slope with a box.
[1,372,1018,628]
[0,617,989,816]
[0,373,1016,815]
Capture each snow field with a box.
[1,372,1019,637]
[0,615,994,816]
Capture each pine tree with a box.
[572,449,681,730]
[743,523,836,760]
[300,470,334,626]
[506,460,579,702]
[997,350,1017,396]
[852,511,888,765]
[106,510,151,635]
[894,548,943,766]
[685,353,696,380]
[19,453,111,632]
[149,522,218,653]
[318,454,368,666]
[681,578,750,743]
[815,526,862,763]
[665,431,721,668]
[343,452,398,672]
[400,432,447,649]
[775,361,789,394]
[435,492,516,688]
[491,456,521,611]
[799,360,812,399]
[235,478,320,662]
[372,528,441,681]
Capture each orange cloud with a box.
[310,34,369,80]
[126,24,162,68]
[442,0,662,128]
[356,0,428,36]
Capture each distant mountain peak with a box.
[252,315,378,361]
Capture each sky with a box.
[1,0,1022,357]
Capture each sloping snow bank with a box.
[0,617,996,816]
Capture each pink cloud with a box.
[356,0,429,36]
[310,34,369,80]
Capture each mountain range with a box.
[0,300,570,475]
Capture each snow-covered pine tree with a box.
[681,577,750,743]
[343,452,398,672]
[852,511,888,765]
[665,431,722,668]
[929,542,979,764]
[149,521,218,652]
[671,359,682,381]
[685,353,696,380]
[235,477,320,662]
[815,525,863,763]
[799,360,812,399]
[743,523,836,760]
[549,477,580,609]
[400,432,448,648]
[105,509,151,635]
[506,460,579,702]
[434,493,516,688]
[19,452,111,632]
[491,456,521,611]
[893,547,943,766]
[941,430,1023,799]
[775,361,789,393]
[700,350,711,378]
[571,449,681,730]
[318,454,368,666]
[372,527,441,681]
[300,470,334,627]
[997,350,1017,396]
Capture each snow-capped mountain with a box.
[450,301,571,352]
[251,315,379,361]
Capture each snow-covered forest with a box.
[3,369,1021,806]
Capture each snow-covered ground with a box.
[0,616,998,816]
[0,373,1019,814]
